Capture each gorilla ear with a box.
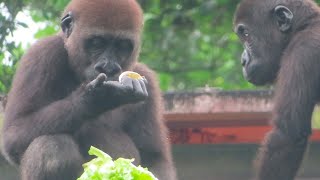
[274,5,293,32]
[61,12,73,38]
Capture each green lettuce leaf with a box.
[77,146,158,180]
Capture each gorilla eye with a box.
[116,39,134,53]
[88,37,106,48]
[236,24,250,39]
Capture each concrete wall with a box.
[172,143,320,180]
[0,91,319,180]
[1,143,320,180]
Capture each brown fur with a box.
[234,0,320,179]
[1,0,176,180]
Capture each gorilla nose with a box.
[241,58,247,66]
[105,63,121,76]
[241,50,249,66]
[94,61,107,74]
[94,61,122,77]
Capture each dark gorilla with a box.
[234,0,320,179]
[1,0,177,180]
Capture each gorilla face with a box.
[234,1,293,85]
[82,35,135,82]
[60,8,140,83]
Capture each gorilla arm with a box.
[124,63,177,180]
[2,36,147,165]
[255,35,320,180]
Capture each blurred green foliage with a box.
[0,0,250,92]
[312,107,320,129]
[139,0,254,91]
[3,0,319,92]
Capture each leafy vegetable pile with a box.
[77,146,158,180]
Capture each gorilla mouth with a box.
[105,75,119,81]
[243,65,265,86]
[243,65,273,86]
[242,67,253,82]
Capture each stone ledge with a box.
[163,89,273,114]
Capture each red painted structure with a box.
[165,111,320,144]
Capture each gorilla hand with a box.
[85,73,148,112]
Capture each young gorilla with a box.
[234,0,320,179]
[1,0,176,180]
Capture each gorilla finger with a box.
[132,79,143,94]
[86,74,107,90]
[103,81,131,93]
[85,82,95,92]
[86,79,100,91]
[142,76,148,84]
[120,76,134,90]
[88,80,99,89]
[138,79,148,96]
[132,80,148,99]
[96,73,107,84]
[103,81,121,88]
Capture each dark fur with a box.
[234,0,320,179]
[1,0,176,180]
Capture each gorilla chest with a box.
[75,106,141,163]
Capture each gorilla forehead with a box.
[234,0,275,25]
[234,0,319,30]
[64,0,144,32]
